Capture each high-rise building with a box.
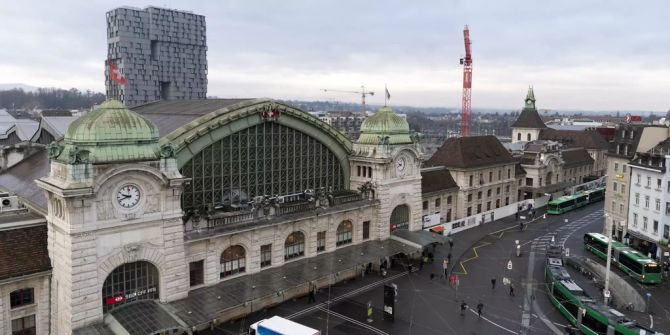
[105,6,207,107]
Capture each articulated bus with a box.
[545,255,662,335]
[546,186,605,215]
[584,232,661,284]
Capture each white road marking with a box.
[468,309,517,334]
[317,306,389,335]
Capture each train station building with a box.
[0,99,449,334]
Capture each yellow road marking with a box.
[452,241,491,275]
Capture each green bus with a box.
[547,186,605,215]
[545,256,661,335]
[584,232,662,284]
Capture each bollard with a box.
[516,245,521,257]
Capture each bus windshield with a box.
[645,263,661,273]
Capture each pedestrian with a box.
[509,284,515,296]
[307,283,316,304]
[515,211,519,219]
[519,221,524,232]
[423,255,429,265]
[447,252,452,264]
[449,238,454,250]
[460,301,468,316]
[476,302,484,318]
[443,259,449,278]
[491,277,496,290]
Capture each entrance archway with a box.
[390,205,410,232]
[102,261,159,313]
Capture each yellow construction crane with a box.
[321,85,374,115]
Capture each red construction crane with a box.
[460,25,473,137]
[321,86,374,115]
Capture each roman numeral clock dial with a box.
[116,184,141,209]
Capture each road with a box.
[210,202,668,334]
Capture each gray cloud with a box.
[0,0,668,111]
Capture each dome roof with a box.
[65,100,159,143]
[357,106,412,145]
[54,100,161,164]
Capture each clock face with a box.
[116,184,141,209]
[396,157,406,173]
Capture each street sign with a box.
[565,248,570,257]
[507,260,513,270]
[520,216,526,220]
[604,289,610,298]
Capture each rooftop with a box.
[427,135,517,169]
[0,224,51,280]
[421,168,458,194]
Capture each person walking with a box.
[519,221,524,232]
[308,283,316,303]
[491,277,496,290]
[447,252,452,264]
[476,302,484,318]
[449,237,454,250]
[460,301,468,316]
[509,283,515,296]
[443,259,449,278]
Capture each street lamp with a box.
[603,213,616,305]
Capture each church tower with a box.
[511,87,547,143]
[349,106,422,240]
[36,100,189,333]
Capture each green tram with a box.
[545,255,661,335]
[584,232,662,284]
[547,186,605,215]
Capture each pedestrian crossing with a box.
[530,209,603,252]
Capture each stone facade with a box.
[105,6,207,107]
[450,164,520,218]
[0,274,50,335]
[37,158,189,333]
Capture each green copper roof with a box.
[524,86,536,110]
[357,106,412,145]
[53,100,161,164]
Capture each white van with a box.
[249,316,321,335]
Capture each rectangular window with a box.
[261,244,272,266]
[189,260,204,287]
[656,198,661,211]
[435,198,441,208]
[612,201,616,211]
[623,165,627,173]
[316,232,326,252]
[11,315,35,335]
[469,175,473,187]
[666,202,670,216]
[633,213,638,227]
[368,167,372,178]
[643,217,648,231]
[507,169,511,178]
[477,204,482,214]
[635,193,640,205]
[653,220,659,234]
[447,196,452,204]
[486,201,491,210]
[422,200,428,210]
[658,179,663,189]
[496,199,500,208]
[647,176,651,187]
[525,178,533,186]
[505,197,509,205]
[487,189,492,197]
[637,174,641,184]
[498,170,502,180]
[505,185,510,193]
[362,166,366,177]
[467,207,472,216]
[645,195,650,208]
[613,182,618,192]
[10,288,34,308]
[478,191,482,199]
[614,163,619,172]
[357,166,361,177]
[664,225,670,239]
[467,194,472,202]
[496,187,500,195]
[363,221,370,240]
[489,171,493,182]
[619,204,624,213]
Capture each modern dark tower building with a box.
[105,6,207,107]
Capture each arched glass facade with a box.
[181,122,346,211]
[220,245,246,278]
[102,261,159,313]
[390,205,410,232]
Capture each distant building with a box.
[105,6,207,107]
[316,111,366,140]
[605,124,667,242]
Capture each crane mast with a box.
[460,25,473,137]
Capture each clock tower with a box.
[350,106,422,240]
[36,100,189,333]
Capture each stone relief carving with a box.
[47,142,64,159]
[160,142,177,159]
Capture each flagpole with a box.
[384,84,388,107]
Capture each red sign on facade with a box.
[105,295,124,305]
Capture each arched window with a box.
[221,245,246,278]
[102,261,159,313]
[284,232,305,260]
[527,133,531,141]
[517,133,521,141]
[336,220,353,246]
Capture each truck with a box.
[249,316,321,335]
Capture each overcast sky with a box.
[1,0,669,111]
